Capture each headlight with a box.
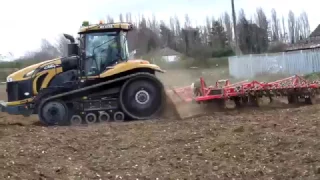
[6,77,13,82]
[24,70,35,78]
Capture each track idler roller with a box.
[85,113,97,124]
[70,115,82,126]
[99,112,111,122]
[113,111,125,122]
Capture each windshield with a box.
[84,32,118,76]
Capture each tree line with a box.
[13,8,311,62]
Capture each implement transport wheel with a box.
[119,74,165,120]
[38,100,69,126]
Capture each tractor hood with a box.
[6,58,62,82]
[127,59,165,73]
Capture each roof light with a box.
[82,21,89,26]
[99,20,105,24]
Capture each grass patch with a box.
[303,72,320,81]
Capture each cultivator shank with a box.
[167,75,320,117]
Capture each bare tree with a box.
[238,9,246,24]
[106,15,114,23]
[119,14,123,22]
[254,8,269,51]
[255,8,268,30]
[211,19,228,49]
[184,14,191,28]
[295,18,302,41]
[281,16,287,42]
[148,14,159,35]
[205,16,212,46]
[271,8,280,41]
[174,15,181,37]
[299,11,311,39]
[288,10,296,43]
[223,12,233,44]
[169,17,176,36]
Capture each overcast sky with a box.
[0,0,319,58]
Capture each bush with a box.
[267,42,288,53]
[211,48,235,58]
[303,72,320,81]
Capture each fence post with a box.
[250,54,253,78]
[282,52,285,74]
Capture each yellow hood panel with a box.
[7,58,62,82]
[100,59,164,78]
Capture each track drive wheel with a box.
[119,74,165,120]
[38,100,69,126]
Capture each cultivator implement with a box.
[166,75,320,119]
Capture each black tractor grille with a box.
[7,80,33,102]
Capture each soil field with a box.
[1,71,320,179]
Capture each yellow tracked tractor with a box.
[0,21,178,126]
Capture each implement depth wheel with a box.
[305,92,317,105]
[38,100,69,126]
[119,74,165,120]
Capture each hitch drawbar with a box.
[0,100,32,116]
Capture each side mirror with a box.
[67,44,79,56]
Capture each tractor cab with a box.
[64,21,133,77]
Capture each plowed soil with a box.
[1,75,320,179]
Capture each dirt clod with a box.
[233,125,245,132]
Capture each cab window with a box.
[120,31,129,61]
[84,32,118,76]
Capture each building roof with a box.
[310,24,320,37]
